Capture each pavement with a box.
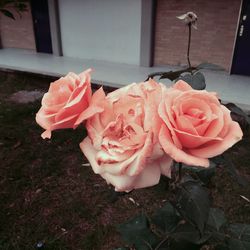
[0,48,250,110]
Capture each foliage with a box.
[0,0,28,20]
[117,174,250,250]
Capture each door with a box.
[30,0,52,53]
[231,0,250,76]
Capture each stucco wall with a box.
[58,0,142,65]
[0,3,36,50]
[154,0,241,71]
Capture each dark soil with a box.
[0,71,249,250]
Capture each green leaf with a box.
[227,224,250,250]
[214,243,230,250]
[117,214,159,250]
[207,208,227,231]
[171,222,211,244]
[14,3,28,12]
[196,161,216,184]
[152,202,180,233]
[184,161,216,184]
[224,103,250,126]
[210,156,248,186]
[145,67,196,81]
[169,240,201,250]
[176,181,210,232]
[178,72,206,90]
[160,67,197,81]
[0,9,15,19]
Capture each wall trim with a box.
[48,0,62,56]
[230,0,243,74]
[140,0,155,67]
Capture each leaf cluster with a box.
[116,177,250,249]
[0,0,29,20]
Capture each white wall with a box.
[58,0,141,65]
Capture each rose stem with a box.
[187,23,192,68]
[178,162,183,181]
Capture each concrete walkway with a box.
[0,48,250,110]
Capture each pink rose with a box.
[36,69,92,139]
[158,80,243,167]
[79,80,172,192]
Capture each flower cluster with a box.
[36,69,243,192]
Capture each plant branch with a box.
[178,162,183,181]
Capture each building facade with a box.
[0,0,249,75]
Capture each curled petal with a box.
[159,125,209,167]
[188,122,243,158]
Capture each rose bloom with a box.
[36,69,92,139]
[79,80,172,192]
[158,80,243,167]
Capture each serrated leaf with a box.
[178,72,206,90]
[207,208,227,231]
[152,202,180,233]
[117,214,159,250]
[176,181,210,232]
[227,224,250,250]
[0,9,15,19]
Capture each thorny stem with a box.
[187,23,192,68]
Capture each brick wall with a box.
[154,0,241,71]
[0,3,36,50]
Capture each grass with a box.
[0,71,249,250]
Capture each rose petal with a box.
[159,155,172,178]
[36,107,56,130]
[159,99,182,149]
[41,130,52,139]
[74,105,104,128]
[188,122,243,158]
[126,131,154,176]
[174,128,222,148]
[173,80,193,91]
[79,137,103,174]
[51,114,78,130]
[159,125,209,167]
[102,161,161,192]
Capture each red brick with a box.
[154,0,241,71]
[0,3,36,50]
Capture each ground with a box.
[0,71,249,250]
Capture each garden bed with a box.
[0,71,249,250]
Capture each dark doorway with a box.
[231,0,250,76]
[30,0,52,54]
